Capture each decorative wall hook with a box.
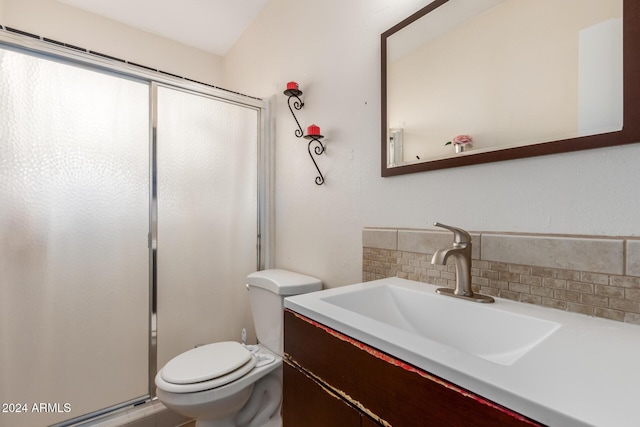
[284,81,304,137]
[303,124,326,185]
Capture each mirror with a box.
[381,0,640,176]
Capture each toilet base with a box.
[156,348,283,427]
[195,418,235,427]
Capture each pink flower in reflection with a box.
[452,135,472,145]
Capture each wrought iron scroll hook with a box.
[284,88,304,138]
[304,135,326,185]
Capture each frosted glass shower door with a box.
[156,86,259,368]
[0,48,150,426]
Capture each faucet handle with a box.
[434,222,471,245]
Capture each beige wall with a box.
[224,0,640,290]
[0,0,223,85]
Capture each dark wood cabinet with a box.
[283,361,364,426]
[283,309,545,427]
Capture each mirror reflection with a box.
[386,0,622,167]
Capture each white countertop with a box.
[284,277,640,427]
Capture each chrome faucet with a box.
[431,222,494,303]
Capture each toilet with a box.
[155,269,322,427]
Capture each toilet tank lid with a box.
[247,269,322,295]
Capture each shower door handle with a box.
[148,233,157,249]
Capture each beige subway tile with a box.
[509,282,531,294]
[401,251,417,260]
[531,285,555,298]
[595,284,625,298]
[490,261,509,272]
[520,294,542,305]
[472,260,490,269]
[625,288,640,302]
[542,298,567,310]
[555,270,581,281]
[481,234,624,275]
[531,266,555,278]
[479,286,498,296]
[610,276,640,289]
[509,264,532,275]
[581,272,610,285]
[434,279,452,287]
[481,270,500,280]
[567,281,594,294]
[441,271,456,281]
[521,275,542,287]
[500,271,521,282]
[420,260,432,269]
[610,298,640,313]
[624,312,640,325]
[408,258,422,268]
[581,294,609,307]
[543,278,567,290]
[490,279,509,290]
[472,276,489,287]
[554,289,580,303]
[594,307,625,322]
[363,228,397,250]
[398,229,481,259]
[626,240,640,277]
[426,269,441,278]
[567,302,594,316]
[499,290,520,301]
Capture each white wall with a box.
[0,0,223,85]
[3,0,639,310]
[223,0,640,288]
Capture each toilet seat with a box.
[156,341,257,393]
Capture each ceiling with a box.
[56,0,269,56]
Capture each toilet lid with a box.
[161,341,253,385]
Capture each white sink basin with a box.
[320,284,559,365]
[284,277,640,427]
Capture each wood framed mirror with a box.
[381,0,640,177]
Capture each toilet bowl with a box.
[155,269,322,427]
[155,342,281,427]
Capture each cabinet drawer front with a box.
[283,361,363,427]
[284,310,544,427]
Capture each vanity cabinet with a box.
[283,309,544,427]
[283,361,371,426]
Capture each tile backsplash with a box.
[363,228,640,324]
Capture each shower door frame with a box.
[0,28,271,425]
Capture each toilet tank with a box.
[246,269,322,355]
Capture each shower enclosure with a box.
[0,30,268,427]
